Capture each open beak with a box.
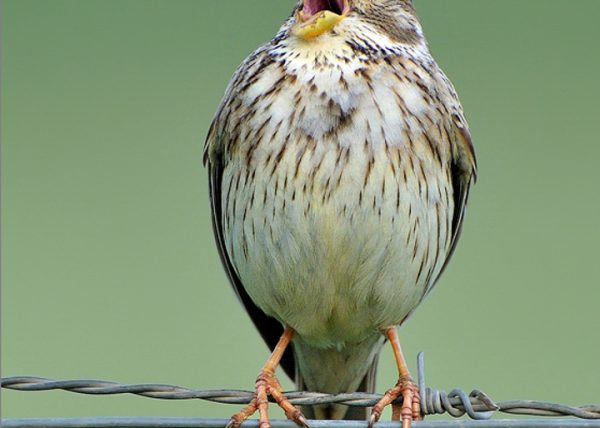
[292,0,350,40]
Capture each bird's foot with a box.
[227,368,309,428]
[369,375,421,428]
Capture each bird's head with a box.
[289,0,423,47]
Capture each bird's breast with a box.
[220,57,454,347]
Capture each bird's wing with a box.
[425,112,477,296]
[203,59,296,379]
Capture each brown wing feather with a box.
[426,114,477,296]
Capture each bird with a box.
[203,1,476,427]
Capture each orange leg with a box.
[369,328,421,428]
[227,327,309,428]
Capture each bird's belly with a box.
[222,135,452,348]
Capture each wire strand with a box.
[2,353,599,420]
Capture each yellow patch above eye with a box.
[293,11,345,40]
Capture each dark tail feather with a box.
[296,353,380,421]
[343,354,379,420]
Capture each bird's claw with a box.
[227,397,258,428]
[295,414,310,428]
[227,369,310,428]
[369,375,421,428]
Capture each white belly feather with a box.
[220,47,454,348]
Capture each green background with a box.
[3,0,600,421]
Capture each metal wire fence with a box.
[4,418,600,428]
[3,353,600,428]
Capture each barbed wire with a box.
[2,353,599,421]
[4,418,600,428]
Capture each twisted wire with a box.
[4,418,600,428]
[2,353,599,420]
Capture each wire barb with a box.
[2,353,599,420]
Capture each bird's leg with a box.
[227,327,309,428]
[369,328,421,428]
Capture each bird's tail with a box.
[296,353,380,420]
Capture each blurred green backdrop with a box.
[2,0,600,421]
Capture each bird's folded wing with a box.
[425,112,477,296]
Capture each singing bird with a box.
[204,0,476,427]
